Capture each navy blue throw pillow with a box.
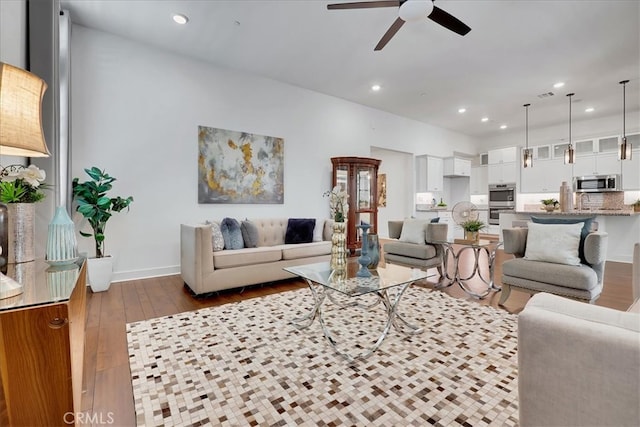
[430,217,440,223]
[285,218,316,244]
[530,216,594,265]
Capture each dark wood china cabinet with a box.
[331,157,381,255]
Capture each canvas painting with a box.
[198,126,284,204]
[378,173,387,207]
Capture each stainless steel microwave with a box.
[573,174,621,192]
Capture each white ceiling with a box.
[60,0,640,139]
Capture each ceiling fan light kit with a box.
[327,0,471,51]
[619,79,632,161]
[564,93,575,165]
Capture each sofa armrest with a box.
[180,223,215,294]
[583,231,608,265]
[388,220,404,239]
[502,228,528,257]
[518,293,640,427]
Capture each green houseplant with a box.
[541,198,559,212]
[460,219,486,242]
[633,199,640,213]
[72,167,133,291]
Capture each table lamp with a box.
[0,62,51,299]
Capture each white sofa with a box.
[180,218,333,296]
[518,289,640,426]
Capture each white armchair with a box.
[518,291,640,426]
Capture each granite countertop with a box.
[513,209,639,217]
[416,207,449,212]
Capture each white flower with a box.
[18,165,46,188]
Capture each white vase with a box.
[87,256,113,292]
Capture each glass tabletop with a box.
[434,238,501,248]
[284,261,432,296]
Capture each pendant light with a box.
[522,103,533,168]
[619,79,632,160]
[564,93,575,165]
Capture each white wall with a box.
[370,147,413,237]
[70,26,479,281]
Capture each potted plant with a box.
[72,167,133,292]
[461,219,486,242]
[633,199,640,213]
[541,198,559,212]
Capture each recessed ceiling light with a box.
[500,124,507,129]
[371,84,381,91]
[481,117,489,122]
[458,108,466,113]
[553,82,565,89]
[585,107,595,113]
[172,13,189,25]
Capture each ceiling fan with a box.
[327,0,471,51]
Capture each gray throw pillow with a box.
[241,220,260,248]
[220,217,244,250]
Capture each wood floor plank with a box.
[81,253,634,423]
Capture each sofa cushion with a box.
[241,219,260,248]
[313,218,326,242]
[525,222,582,266]
[281,241,331,260]
[213,246,282,269]
[220,217,244,250]
[384,241,437,260]
[399,219,428,245]
[251,218,288,247]
[503,258,598,291]
[285,218,315,244]
[531,216,595,265]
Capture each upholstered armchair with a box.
[383,219,447,278]
[518,292,640,426]
[500,222,608,305]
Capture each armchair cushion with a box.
[399,219,428,244]
[524,222,582,265]
[502,258,598,291]
[382,241,437,260]
[530,216,594,265]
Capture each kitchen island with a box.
[499,209,640,263]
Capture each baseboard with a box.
[112,265,180,283]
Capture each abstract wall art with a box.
[377,173,387,207]
[198,126,284,204]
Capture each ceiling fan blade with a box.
[327,1,399,10]
[374,17,405,51]
[428,5,471,36]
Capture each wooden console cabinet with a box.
[0,259,87,426]
[331,156,381,254]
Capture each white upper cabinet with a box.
[426,156,444,192]
[575,139,596,156]
[520,158,573,193]
[470,165,488,195]
[572,152,621,177]
[622,134,640,189]
[535,145,551,160]
[415,156,427,192]
[488,147,517,164]
[443,157,471,177]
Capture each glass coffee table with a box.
[284,261,432,362]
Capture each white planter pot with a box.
[87,256,113,292]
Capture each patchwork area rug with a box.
[127,287,519,426]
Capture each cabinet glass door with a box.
[553,143,571,158]
[536,145,551,160]
[575,140,595,155]
[356,167,372,210]
[598,136,619,153]
[335,166,348,191]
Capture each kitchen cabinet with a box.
[415,156,427,192]
[534,145,551,160]
[426,156,444,192]
[470,165,488,195]
[480,153,489,165]
[572,152,621,177]
[0,259,87,426]
[332,156,381,254]
[488,147,517,164]
[488,162,518,184]
[622,147,640,190]
[520,158,573,193]
[437,211,463,240]
[553,142,571,159]
[443,157,471,177]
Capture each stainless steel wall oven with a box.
[488,183,516,225]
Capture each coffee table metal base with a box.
[437,242,502,299]
[291,279,422,362]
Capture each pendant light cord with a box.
[621,80,628,138]
[567,93,574,146]
[524,103,530,149]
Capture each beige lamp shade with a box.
[0,62,50,157]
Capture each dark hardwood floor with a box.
[80,248,634,426]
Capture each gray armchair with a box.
[500,227,608,305]
[383,219,447,278]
